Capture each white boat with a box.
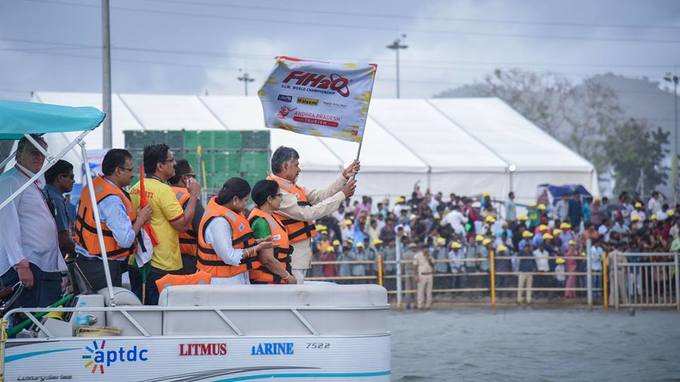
[0,101,391,381]
[3,283,390,381]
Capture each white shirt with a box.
[0,167,66,275]
[442,210,467,235]
[533,248,550,272]
[205,217,248,284]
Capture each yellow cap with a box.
[436,237,446,246]
[317,225,328,232]
[635,202,642,209]
[497,244,508,252]
[356,242,365,248]
[482,192,490,197]
[475,234,484,242]
[537,203,546,210]
[485,215,496,223]
[555,257,565,264]
[343,219,353,226]
[522,231,533,238]
[668,209,676,217]
[568,240,576,245]
[553,229,562,236]
[450,241,462,249]
[543,233,554,240]
[560,222,571,230]
[651,214,657,221]
[631,215,641,222]
[539,224,548,232]
[326,246,335,253]
[332,240,341,246]
[482,238,492,245]
[396,196,406,203]
[517,214,528,221]
[373,239,383,246]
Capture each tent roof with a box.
[29,92,594,177]
[428,98,593,172]
[0,100,103,140]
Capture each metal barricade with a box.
[612,252,680,310]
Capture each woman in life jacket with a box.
[248,180,297,284]
[197,177,285,285]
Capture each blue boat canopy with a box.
[0,100,105,140]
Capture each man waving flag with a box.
[258,56,376,282]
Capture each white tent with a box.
[31,92,598,203]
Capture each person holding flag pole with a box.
[259,56,377,283]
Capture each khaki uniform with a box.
[413,251,434,309]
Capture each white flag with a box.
[258,56,377,143]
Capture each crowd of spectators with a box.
[307,185,680,304]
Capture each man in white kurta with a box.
[267,146,359,283]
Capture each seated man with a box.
[74,149,152,291]
[44,159,76,259]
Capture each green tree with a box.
[603,118,669,196]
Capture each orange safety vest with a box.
[74,176,137,260]
[155,270,212,293]
[171,186,198,257]
[197,198,260,278]
[247,208,294,284]
[267,175,317,243]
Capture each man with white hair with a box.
[267,146,359,283]
[0,135,67,310]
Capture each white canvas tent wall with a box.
[32,92,598,203]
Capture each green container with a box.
[165,131,184,150]
[124,131,144,149]
[213,151,241,174]
[240,151,269,172]
[213,131,243,150]
[183,130,200,149]
[241,131,270,149]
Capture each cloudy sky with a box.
[1,0,679,100]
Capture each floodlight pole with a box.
[238,71,255,96]
[663,72,679,204]
[386,36,408,99]
[102,0,112,149]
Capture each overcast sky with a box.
[1,0,679,100]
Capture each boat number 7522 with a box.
[306,342,331,350]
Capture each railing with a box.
[308,248,608,308]
[611,252,679,310]
[2,304,390,340]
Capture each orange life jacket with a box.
[197,198,260,278]
[155,270,212,293]
[74,176,137,260]
[247,208,294,284]
[171,186,198,257]
[267,175,317,243]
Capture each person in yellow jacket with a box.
[130,144,201,305]
[197,177,279,284]
[267,146,359,283]
[248,180,297,284]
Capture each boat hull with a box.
[5,334,390,381]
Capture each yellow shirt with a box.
[130,178,184,271]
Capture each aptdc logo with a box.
[82,340,149,374]
[250,342,294,356]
